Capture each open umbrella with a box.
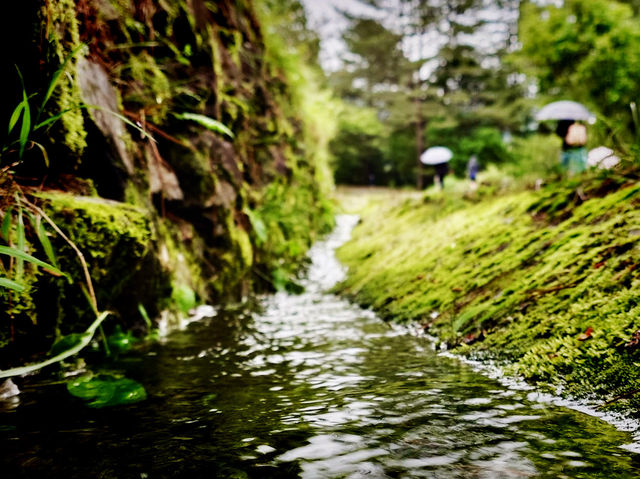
[535,100,596,123]
[420,146,453,165]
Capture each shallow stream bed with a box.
[2,215,640,478]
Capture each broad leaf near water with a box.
[67,373,147,408]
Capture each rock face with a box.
[0,0,333,367]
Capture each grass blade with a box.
[31,141,50,168]
[1,208,12,242]
[85,104,155,142]
[173,112,234,138]
[16,209,25,279]
[0,277,26,292]
[15,67,32,159]
[18,102,31,159]
[34,106,83,130]
[32,215,58,268]
[138,303,152,330]
[8,102,24,135]
[0,245,64,277]
[0,311,110,379]
[38,43,87,120]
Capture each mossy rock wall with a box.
[0,0,333,367]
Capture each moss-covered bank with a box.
[0,0,334,369]
[336,172,640,413]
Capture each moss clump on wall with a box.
[336,172,640,412]
[43,0,88,156]
[0,192,169,367]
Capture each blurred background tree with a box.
[325,0,524,186]
[516,0,640,151]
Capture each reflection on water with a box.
[2,215,640,478]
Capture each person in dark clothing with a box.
[555,119,574,150]
[467,155,479,190]
[434,162,448,190]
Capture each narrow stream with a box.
[2,215,640,478]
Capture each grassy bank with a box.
[335,171,640,413]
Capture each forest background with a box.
[305,0,640,188]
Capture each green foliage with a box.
[336,175,640,405]
[0,245,64,277]
[328,2,524,186]
[426,126,513,177]
[0,311,110,379]
[172,283,197,314]
[0,278,25,292]
[66,373,147,408]
[173,112,234,138]
[517,0,640,146]
[106,325,136,354]
[330,105,387,185]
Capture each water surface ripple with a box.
[2,215,640,478]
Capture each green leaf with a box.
[0,244,64,277]
[34,216,58,268]
[86,104,156,142]
[31,141,50,168]
[138,303,152,330]
[245,209,268,244]
[172,283,196,313]
[67,373,147,408]
[18,102,31,159]
[271,268,304,294]
[0,277,26,292]
[106,325,136,354]
[34,106,84,130]
[0,311,110,379]
[16,209,25,280]
[272,268,288,292]
[49,333,86,357]
[8,102,24,135]
[173,112,234,138]
[38,43,87,119]
[15,67,32,159]
[0,208,12,242]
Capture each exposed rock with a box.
[76,58,134,175]
[146,144,184,200]
[0,379,20,399]
[206,180,236,208]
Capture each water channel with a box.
[2,215,640,478]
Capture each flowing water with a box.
[2,215,640,478]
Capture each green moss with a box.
[336,176,640,412]
[45,0,87,155]
[124,52,172,123]
[38,193,155,330]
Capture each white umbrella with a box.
[535,100,596,123]
[588,146,620,169]
[420,146,453,165]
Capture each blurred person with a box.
[434,162,448,190]
[556,120,587,175]
[467,155,479,190]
